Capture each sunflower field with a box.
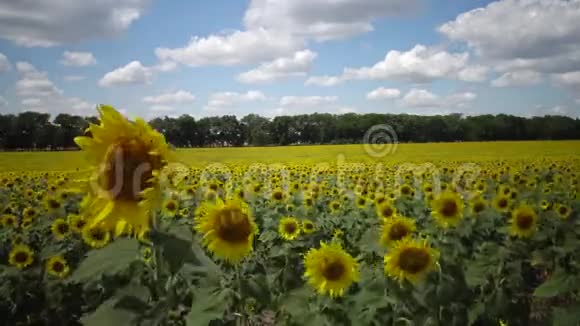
[1,106,579,326]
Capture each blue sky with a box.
[0,0,579,120]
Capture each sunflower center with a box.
[57,223,70,234]
[48,199,60,209]
[474,202,485,213]
[398,248,431,274]
[284,222,297,234]
[388,223,410,241]
[14,251,29,263]
[322,261,345,281]
[216,208,252,243]
[273,192,283,200]
[166,201,177,211]
[304,223,313,230]
[516,213,534,230]
[52,261,65,273]
[401,186,411,195]
[357,198,366,206]
[440,199,458,217]
[76,220,87,229]
[559,207,568,215]
[91,228,106,241]
[498,198,508,208]
[381,206,394,218]
[100,140,161,202]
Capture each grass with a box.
[1,140,579,171]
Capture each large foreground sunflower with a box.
[46,255,70,278]
[379,216,416,246]
[278,217,301,240]
[510,205,537,239]
[384,238,439,284]
[9,244,34,269]
[431,191,464,228]
[74,105,172,236]
[194,198,258,263]
[304,241,359,298]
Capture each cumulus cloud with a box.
[552,71,580,91]
[14,62,93,114]
[306,45,488,86]
[143,90,196,104]
[439,0,580,75]
[204,91,267,112]
[98,61,152,87]
[279,95,337,107]
[0,53,11,72]
[398,89,477,109]
[366,87,401,100]
[60,51,96,66]
[0,0,149,47]
[237,50,317,83]
[491,70,543,87]
[64,75,86,81]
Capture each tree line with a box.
[0,111,579,150]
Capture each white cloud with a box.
[14,62,93,114]
[398,89,477,109]
[279,96,337,107]
[204,91,267,111]
[0,53,11,72]
[60,51,96,66]
[143,90,196,104]
[307,45,487,86]
[237,50,317,83]
[439,0,580,74]
[64,75,86,81]
[552,71,580,91]
[337,107,358,114]
[98,61,152,87]
[0,0,149,47]
[366,87,401,100]
[149,105,175,112]
[244,0,420,41]
[491,70,543,87]
[155,28,302,67]
[532,104,579,118]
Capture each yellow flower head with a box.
[9,244,34,269]
[22,207,38,220]
[376,201,397,219]
[51,218,71,241]
[162,198,179,217]
[510,205,538,239]
[82,224,111,248]
[379,216,416,246]
[470,196,488,215]
[384,237,439,284]
[74,105,172,237]
[69,215,87,233]
[555,204,572,219]
[46,255,70,278]
[302,219,315,234]
[304,241,359,298]
[493,195,511,213]
[194,198,258,264]
[431,191,464,228]
[278,217,301,240]
[1,214,18,228]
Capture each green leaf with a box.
[468,302,485,326]
[150,229,197,274]
[553,306,580,326]
[464,258,495,288]
[81,298,137,326]
[185,287,231,326]
[70,238,139,282]
[534,268,574,298]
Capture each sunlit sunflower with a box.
[194,198,258,263]
[45,196,62,213]
[271,188,286,203]
[20,218,33,230]
[82,224,111,248]
[9,244,34,269]
[510,205,538,239]
[74,105,172,237]
[1,214,17,228]
[22,207,38,220]
[304,241,359,298]
[51,218,71,241]
[555,204,572,219]
[328,200,341,213]
[69,215,87,233]
[431,192,464,228]
[376,202,397,219]
[384,237,439,284]
[493,195,511,213]
[46,255,70,278]
[379,216,416,246]
[355,196,368,209]
[302,219,315,234]
[278,217,301,240]
[162,198,179,217]
[470,197,487,215]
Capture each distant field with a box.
[1,140,579,171]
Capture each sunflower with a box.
[302,219,315,234]
[540,200,551,211]
[376,202,397,219]
[493,195,511,213]
[278,217,301,240]
[74,105,172,237]
[45,197,62,213]
[379,216,416,246]
[51,218,71,241]
[555,204,572,219]
[328,200,341,213]
[399,184,414,197]
[510,205,537,238]
[22,207,38,220]
[20,218,33,230]
[470,197,487,215]
[1,214,17,228]
[355,196,368,209]
[194,198,258,263]
[9,244,34,269]
[431,192,464,228]
[303,242,359,298]
[70,215,87,233]
[384,237,439,284]
[271,189,285,203]
[46,255,70,278]
[82,225,111,248]
[162,198,179,217]
[303,196,315,208]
